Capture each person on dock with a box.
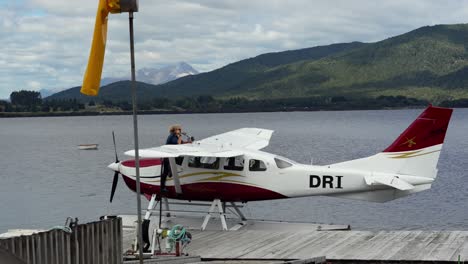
[160,124,191,193]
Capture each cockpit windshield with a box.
[274,156,294,169]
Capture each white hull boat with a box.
[78,144,98,150]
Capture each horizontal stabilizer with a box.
[365,174,414,191]
[330,184,431,202]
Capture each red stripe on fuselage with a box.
[121,158,162,168]
[121,174,286,202]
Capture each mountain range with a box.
[47,24,468,103]
[99,62,198,86]
[42,62,197,98]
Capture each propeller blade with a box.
[112,131,119,163]
[110,130,120,203]
[110,171,119,203]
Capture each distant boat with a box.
[78,144,98,150]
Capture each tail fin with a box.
[331,105,453,178]
[382,105,452,154]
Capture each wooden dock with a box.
[2,214,467,263]
[121,215,468,263]
[187,230,468,262]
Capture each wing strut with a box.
[168,157,182,194]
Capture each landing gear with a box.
[139,195,248,238]
[201,199,247,231]
[230,202,247,221]
[137,194,171,252]
[144,194,170,220]
[201,199,227,231]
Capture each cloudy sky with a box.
[2,0,468,99]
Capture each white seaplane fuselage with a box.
[114,144,439,203]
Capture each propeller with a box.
[110,171,119,203]
[109,131,120,203]
[112,131,119,163]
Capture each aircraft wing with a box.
[124,144,244,158]
[125,128,273,158]
[197,128,274,150]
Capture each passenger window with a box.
[188,157,219,169]
[224,157,244,171]
[188,157,201,168]
[275,158,292,169]
[249,159,267,171]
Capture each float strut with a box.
[201,199,227,231]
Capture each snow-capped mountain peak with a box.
[101,62,198,87]
[136,62,198,85]
[43,62,199,98]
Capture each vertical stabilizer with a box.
[330,105,453,178]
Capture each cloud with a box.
[2,0,468,98]
[27,81,41,90]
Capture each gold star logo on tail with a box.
[401,137,416,148]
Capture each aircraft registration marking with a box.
[310,175,343,189]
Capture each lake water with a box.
[0,108,467,233]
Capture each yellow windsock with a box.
[81,0,121,96]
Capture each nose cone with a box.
[108,162,120,172]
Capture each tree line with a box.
[2,90,465,115]
[77,94,431,113]
[0,90,85,113]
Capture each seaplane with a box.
[108,105,453,234]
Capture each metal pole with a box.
[128,11,144,264]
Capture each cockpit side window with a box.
[249,159,267,171]
[188,157,219,169]
[274,157,293,169]
[188,157,201,168]
[224,156,244,171]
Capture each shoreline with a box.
[0,105,444,118]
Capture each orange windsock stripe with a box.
[80,0,121,96]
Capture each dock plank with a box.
[287,231,341,259]
[300,231,361,259]
[192,231,283,258]
[367,231,415,260]
[240,231,309,259]
[428,231,467,261]
[318,231,375,259]
[337,231,387,259]
[272,232,345,259]
[217,231,286,258]
[458,235,468,261]
[260,231,329,259]
[383,231,426,261]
